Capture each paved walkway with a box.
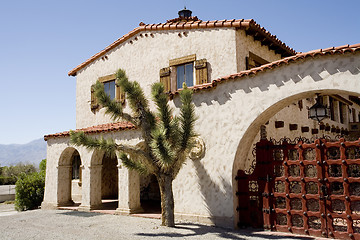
[0,203,327,240]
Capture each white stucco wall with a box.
[44,51,360,228]
[168,52,360,227]
[75,28,239,129]
[235,30,282,71]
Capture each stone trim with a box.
[98,74,116,83]
[169,54,196,66]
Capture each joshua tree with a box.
[70,69,196,227]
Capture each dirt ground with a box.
[0,204,325,240]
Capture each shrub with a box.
[39,159,46,173]
[14,171,45,211]
[0,176,17,185]
[0,163,37,185]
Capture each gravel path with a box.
[0,204,323,240]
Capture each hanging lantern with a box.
[308,94,330,123]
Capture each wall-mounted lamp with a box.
[308,94,330,123]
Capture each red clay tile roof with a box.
[44,122,136,141]
[169,43,360,97]
[68,19,296,76]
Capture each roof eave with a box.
[68,19,296,77]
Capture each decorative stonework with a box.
[189,136,205,160]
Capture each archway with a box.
[232,89,360,236]
[101,153,119,210]
[57,147,82,206]
[140,174,161,213]
[87,150,119,211]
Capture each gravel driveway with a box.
[0,204,323,240]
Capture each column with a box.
[78,164,102,211]
[57,165,73,206]
[115,164,143,214]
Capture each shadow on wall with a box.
[193,159,233,227]
[173,54,360,108]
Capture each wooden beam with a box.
[331,94,353,106]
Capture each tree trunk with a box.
[157,174,175,227]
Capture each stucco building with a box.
[42,9,360,239]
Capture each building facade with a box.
[42,10,360,238]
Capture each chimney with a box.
[178,7,192,19]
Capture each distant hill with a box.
[0,138,46,167]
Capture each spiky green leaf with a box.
[119,152,148,175]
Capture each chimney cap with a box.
[178,7,192,18]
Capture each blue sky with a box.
[0,0,359,144]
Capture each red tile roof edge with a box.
[68,19,296,76]
[169,43,360,97]
[44,122,136,141]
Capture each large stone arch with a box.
[227,53,360,227]
[169,51,360,228]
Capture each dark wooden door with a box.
[237,138,360,239]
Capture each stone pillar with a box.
[115,164,143,214]
[57,165,73,206]
[78,164,102,211]
[42,163,62,209]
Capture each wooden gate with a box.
[237,138,360,239]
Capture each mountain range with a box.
[0,138,47,167]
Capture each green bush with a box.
[0,163,37,185]
[0,176,17,185]
[14,171,45,211]
[39,159,46,173]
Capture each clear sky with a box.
[0,0,359,144]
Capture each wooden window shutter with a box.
[160,67,171,92]
[195,59,208,85]
[246,56,256,70]
[90,85,99,111]
[116,84,125,104]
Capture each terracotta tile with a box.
[198,21,207,28]
[44,122,136,141]
[162,23,171,30]
[223,21,233,28]
[335,44,350,50]
[351,43,360,48]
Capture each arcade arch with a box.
[232,89,360,232]
[57,147,82,206]
[87,150,119,210]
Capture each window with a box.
[177,63,194,88]
[246,52,269,70]
[103,80,116,100]
[72,154,81,180]
[91,74,125,111]
[160,54,209,92]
